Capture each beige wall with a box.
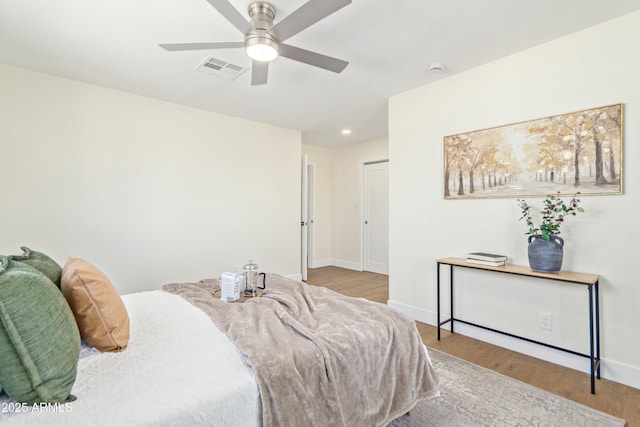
[303,138,388,270]
[389,11,640,388]
[0,64,302,294]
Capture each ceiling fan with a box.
[159,0,351,86]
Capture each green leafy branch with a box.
[517,193,585,240]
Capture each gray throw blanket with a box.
[163,274,439,427]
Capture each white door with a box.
[363,161,389,275]
[301,155,309,281]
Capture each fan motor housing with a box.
[248,2,276,31]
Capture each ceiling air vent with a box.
[196,56,247,81]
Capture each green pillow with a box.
[9,246,62,287]
[0,256,80,403]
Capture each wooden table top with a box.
[437,257,599,285]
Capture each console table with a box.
[436,257,601,394]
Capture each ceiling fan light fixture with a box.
[160,0,350,85]
[245,33,279,62]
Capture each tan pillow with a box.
[60,257,130,352]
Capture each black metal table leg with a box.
[450,265,454,334]
[437,262,441,340]
[595,280,601,380]
[588,283,595,394]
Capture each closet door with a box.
[363,161,389,275]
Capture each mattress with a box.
[0,291,261,426]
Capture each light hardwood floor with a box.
[306,266,640,427]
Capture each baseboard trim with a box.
[330,259,362,271]
[307,259,363,272]
[309,259,332,268]
[388,299,640,391]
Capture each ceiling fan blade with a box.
[269,0,351,42]
[251,61,269,86]
[279,44,348,73]
[204,0,252,34]
[159,41,244,51]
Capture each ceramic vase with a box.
[527,235,564,273]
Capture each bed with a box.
[0,258,439,426]
[0,289,261,426]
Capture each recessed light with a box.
[341,129,352,135]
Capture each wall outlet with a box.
[539,312,553,331]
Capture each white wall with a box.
[0,64,302,294]
[332,138,388,270]
[302,138,388,271]
[389,11,640,389]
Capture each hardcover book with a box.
[466,258,506,267]
[467,252,508,262]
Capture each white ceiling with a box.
[1,0,640,147]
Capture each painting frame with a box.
[443,103,623,200]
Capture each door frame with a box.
[301,155,308,280]
[306,162,315,269]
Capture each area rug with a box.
[388,348,626,427]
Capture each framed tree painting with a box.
[443,103,623,199]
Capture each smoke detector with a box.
[428,62,444,73]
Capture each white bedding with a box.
[0,291,261,426]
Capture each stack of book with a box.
[466,252,508,266]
